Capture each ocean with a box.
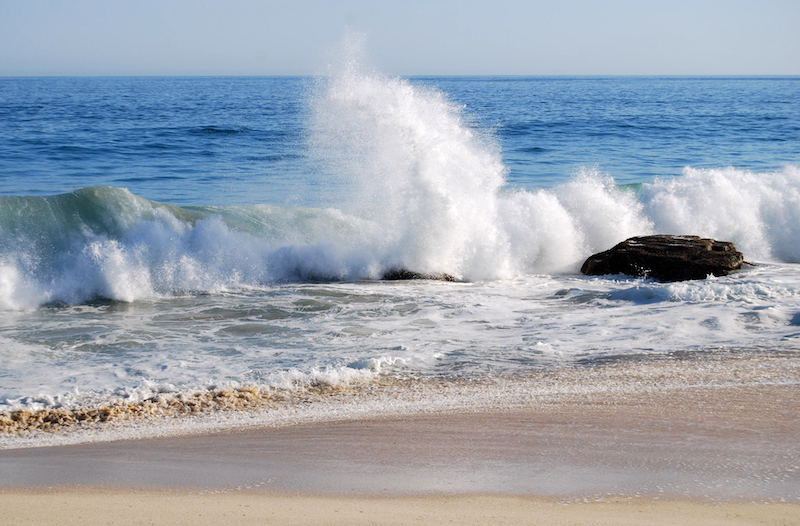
[1,66,800,445]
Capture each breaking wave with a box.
[1,58,799,309]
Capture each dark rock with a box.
[381,268,457,282]
[580,235,744,282]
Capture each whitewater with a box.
[1,60,799,443]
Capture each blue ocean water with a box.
[1,68,800,442]
[3,76,798,205]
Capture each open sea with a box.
[1,64,800,446]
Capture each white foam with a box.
[0,263,42,310]
[641,165,800,262]
[3,352,798,450]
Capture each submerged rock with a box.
[381,268,457,282]
[580,235,744,282]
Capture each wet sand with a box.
[2,381,799,524]
[1,384,799,497]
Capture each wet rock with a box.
[580,235,744,282]
[381,268,457,282]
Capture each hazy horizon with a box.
[1,0,798,77]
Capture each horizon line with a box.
[2,73,799,79]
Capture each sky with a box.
[1,0,798,76]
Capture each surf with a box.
[2,57,800,310]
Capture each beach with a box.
[2,4,800,520]
[2,354,799,524]
[1,72,799,525]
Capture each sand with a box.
[2,491,800,526]
[1,357,799,524]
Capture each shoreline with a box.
[2,353,799,524]
[2,383,798,499]
[3,350,798,450]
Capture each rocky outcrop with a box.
[580,235,744,282]
[381,268,457,282]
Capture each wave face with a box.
[0,186,357,308]
[2,66,800,309]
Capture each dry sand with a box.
[2,490,799,526]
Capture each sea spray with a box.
[305,46,657,278]
[308,48,513,280]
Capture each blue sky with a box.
[1,0,798,76]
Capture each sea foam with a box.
[642,165,800,262]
